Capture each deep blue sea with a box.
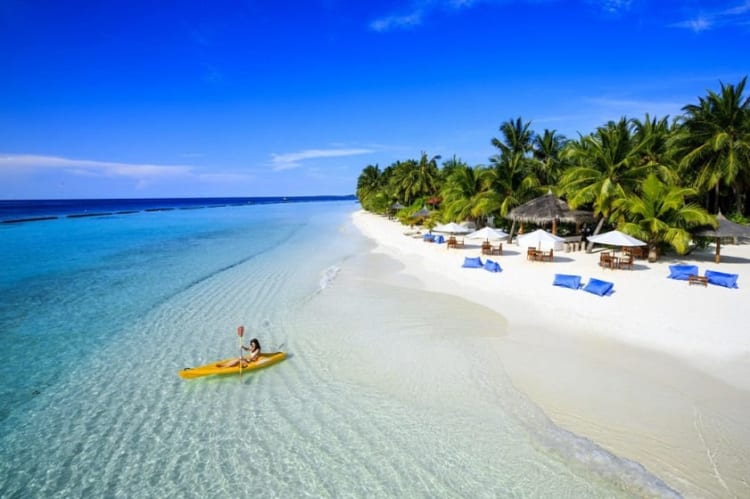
[0,198,678,498]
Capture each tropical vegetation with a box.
[355,77,750,261]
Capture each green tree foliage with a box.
[440,164,497,225]
[632,114,678,182]
[676,77,750,214]
[356,164,383,211]
[489,117,541,215]
[353,76,750,250]
[615,174,716,261]
[559,118,651,237]
[440,155,468,183]
[532,128,568,189]
[388,153,441,206]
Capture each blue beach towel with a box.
[423,233,435,242]
[484,259,502,273]
[462,256,483,268]
[583,278,614,296]
[553,274,582,290]
[667,264,699,280]
[436,235,445,244]
[705,270,739,288]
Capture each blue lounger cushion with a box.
[705,270,739,288]
[423,233,435,241]
[583,278,614,296]
[668,264,699,280]
[436,235,445,244]
[484,259,502,273]
[462,256,483,268]
[553,274,582,289]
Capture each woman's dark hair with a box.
[250,338,261,350]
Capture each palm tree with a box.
[389,153,441,205]
[559,118,651,246]
[632,114,679,183]
[356,164,383,211]
[489,117,541,218]
[440,164,496,226]
[676,77,750,214]
[440,155,467,183]
[532,128,568,189]
[491,117,534,157]
[615,174,716,261]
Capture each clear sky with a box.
[1,0,748,199]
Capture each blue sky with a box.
[1,0,748,199]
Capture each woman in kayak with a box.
[219,338,261,368]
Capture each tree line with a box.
[356,77,750,260]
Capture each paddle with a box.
[237,325,245,381]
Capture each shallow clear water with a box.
[0,201,679,497]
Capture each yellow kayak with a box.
[179,352,287,379]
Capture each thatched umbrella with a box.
[506,192,593,237]
[694,212,750,263]
[413,206,431,218]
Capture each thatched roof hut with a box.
[506,192,593,235]
[413,206,431,218]
[694,212,750,263]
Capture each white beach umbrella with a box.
[466,226,509,241]
[433,222,472,235]
[517,228,565,251]
[587,230,646,247]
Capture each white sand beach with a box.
[352,210,750,498]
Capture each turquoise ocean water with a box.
[0,199,679,498]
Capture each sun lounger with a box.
[484,259,502,273]
[705,270,739,288]
[462,256,483,268]
[423,233,436,242]
[667,264,699,280]
[553,274,582,289]
[583,278,614,296]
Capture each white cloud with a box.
[370,0,483,32]
[722,0,750,16]
[0,154,192,178]
[270,148,374,171]
[370,0,639,32]
[0,153,261,195]
[370,11,424,32]
[592,0,633,15]
[670,1,750,32]
[670,15,712,32]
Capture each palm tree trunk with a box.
[714,183,720,214]
[734,187,744,216]
[586,217,606,252]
